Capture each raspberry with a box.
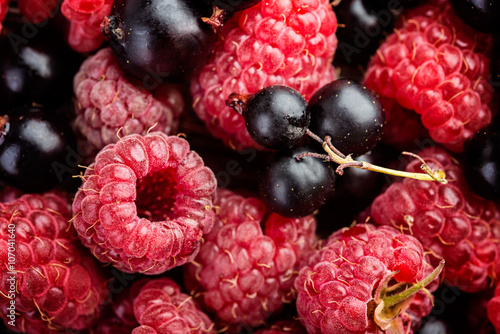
[184,188,318,331]
[370,147,500,293]
[132,277,214,334]
[0,185,22,204]
[488,284,500,333]
[72,132,217,275]
[0,193,109,333]
[294,224,441,334]
[73,48,184,151]
[364,0,494,152]
[18,0,58,24]
[61,0,113,53]
[0,0,9,32]
[191,0,338,150]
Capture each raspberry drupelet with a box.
[0,193,109,333]
[72,132,217,275]
[132,277,214,334]
[191,0,338,150]
[364,0,494,152]
[183,188,319,332]
[294,224,442,334]
[370,147,500,293]
[73,48,185,152]
[61,0,113,53]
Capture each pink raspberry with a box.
[294,224,441,334]
[18,0,58,24]
[61,0,113,53]
[72,132,217,275]
[132,277,214,334]
[184,189,318,331]
[488,284,500,333]
[370,147,500,293]
[73,48,185,151]
[364,0,494,152]
[191,0,338,150]
[0,193,109,333]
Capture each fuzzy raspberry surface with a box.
[294,224,438,334]
[370,147,500,293]
[488,284,500,333]
[364,0,494,152]
[61,0,113,53]
[131,277,214,334]
[73,48,184,151]
[183,188,318,331]
[0,193,109,333]
[191,0,338,150]
[72,132,217,275]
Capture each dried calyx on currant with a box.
[201,0,261,32]
[227,81,448,217]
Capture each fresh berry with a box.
[132,277,214,334]
[184,188,318,331]
[370,147,500,293]
[254,319,306,334]
[307,78,385,157]
[191,0,338,150]
[0,185,22,204]
[0,107,77,193]
[295,224,442,334]
[61,0,113,53]
[487,284,500,333]
[463,124,500,201]
[259,143,336,218]
[202,0,261,32]
[72,132,217,274]
[0,24,81,111]
[450,0,500,33]
[371,0,425,9]
[333,0,395,66]
[101,0,215,84]
[364,0,494,152]
[227,85,309,150]
[17,0,58,24]
[0,0,10,33]
[491,35,500,93]
[0,192,109,333]
[73,48,184,151]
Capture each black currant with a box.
[491,35,500,93]
[369,0,425,10]
[102,0,216,87]
[307,78,385,157]
[0,107,76,193]
[228,85,309,150]
[450,0,500,33]
[0,24,81,112]
[334,0,395,66]
[259,143,336,218]
[207,0,260,12]
[463,124,500,201]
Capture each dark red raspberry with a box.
[184,188,318,332]
[132,277,214,334]
[0,185,22,204]
[254,320,307,334]
[364,0,494,152]
[488,284,500,333]
[191,0,338,150]
[370,147,500,293]
[61,0,113,53]
[0,0,9,32]
[72,132,217,275]
[73,48,185,151]
[0,193,109,333]
[294,224,442,334]
[18,0,58,24]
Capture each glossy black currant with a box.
[463,124,500,201]
[243,85,309,150]
[370,0,424,10]
[0,25,80,112]
[450,0,500,33]
[307,78,385,157]
[205,0,260,13]
[102,0,216,86]
[259,144,336,218]
[0,108,76,193]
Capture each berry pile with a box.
[1,0,500,332]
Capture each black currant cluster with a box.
[227,79,387,217]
